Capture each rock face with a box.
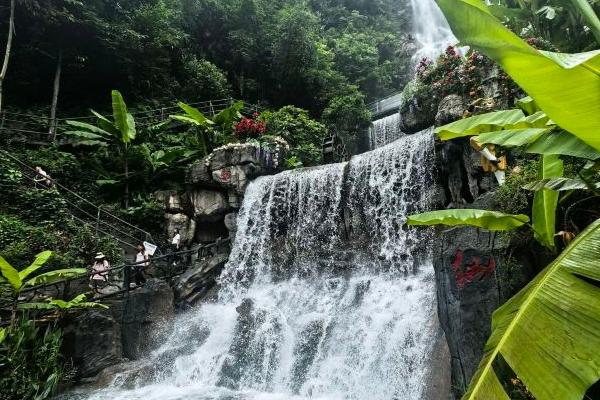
[189,189,229,221]
[62,309,123,378]
[172,245,230,307]
[62,279,174,379]
[432,196,539,398]
[435,95,465,126]
[399,92,438,134]
[164,213,195,243]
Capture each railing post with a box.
[95,209,101,238]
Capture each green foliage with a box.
[179,56,231,102]
[0,251,85,294]
[461,218,600,400]
[0,320,65,400]
[407,209,530,231]
[532,154,563,250]
[265,106,328,166]
[322,89,371,155]
[435,0,600,153]
[496,159,540,215]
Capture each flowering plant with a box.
[234,112,266,139]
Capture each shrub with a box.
[0,320,66,400]
[496,158,539,215]
[179,56,231,101]
[265,106,328,166]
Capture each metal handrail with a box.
[0,150,154,245]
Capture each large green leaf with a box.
[436,0,600,152]
[0,327,6,344]
[213,101,243,128]
[532,155,564,250]
[111,90,136,143]
[435,110,527,140]
[65,121,112,139]
[174,102,214,126]
[18,250,52,281]
[478,128,550,147]
[526,130,600,160]
[24,268,87,287]
[0,255,21,291]
[462,218,600,400]
[524,178,596,191]
[406,209,530,231]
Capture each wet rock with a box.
[172,250,230,307]
[435,95,465,126]
[399,92,438,134]
[224,212,238,234]
[155,190,184,213]
[61,309,123,378]
[189,189,229,221]
[109,279,175,360]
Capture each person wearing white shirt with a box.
[133,244,148,286]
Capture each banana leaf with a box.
[407,209,530,231]
[111,90,136,143]
[523,178,595,191]
[435,110,526,140]
[532,155,563,250]
[477,128,550,147]
[435,0,600,152]
[0,255,20,291]
[526,130,600,160]
[18,251,52,281]
[462,218,600,400]
[24,268,87,287]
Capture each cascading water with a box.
[410,0,457,62]
[66,130,440,400]
[369,113,404,150]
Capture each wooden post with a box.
[0,0,16,114]
[49,49,62,142]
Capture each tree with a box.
[0,0,15,113]
[64,90,137,208]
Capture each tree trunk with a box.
[0,0,16,113]
[49,48,62,141]
[124,156,129,209]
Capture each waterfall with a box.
[410,0,457,62]
[68,131,439,400]
[369,113,404,150]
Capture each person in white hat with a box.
[90,252,110,293]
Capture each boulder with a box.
[399,92,438,134]
[187,157,214,186]
[224,212,238,234]
[435,95,465,126]
[108,279,175,360]
[172,250,230,307]
[189,189,229,221]
[209,144,260,171]
[61,309,123,378]
[212,164,263,194]
[155,190,184,214]
[165,213,195,243]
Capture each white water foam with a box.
[66,131,438,400]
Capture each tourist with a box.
[172,229,181,251]
[133,244,148,286]
[90,252,109,293]
[34,166,52,188]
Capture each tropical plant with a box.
[64,90,137,207]
[0,251,86,327]
[461,218,600,400]
[18,293,107,312]
[170,100,243,145]
[0,319,66,400]
[407,209,530,231]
